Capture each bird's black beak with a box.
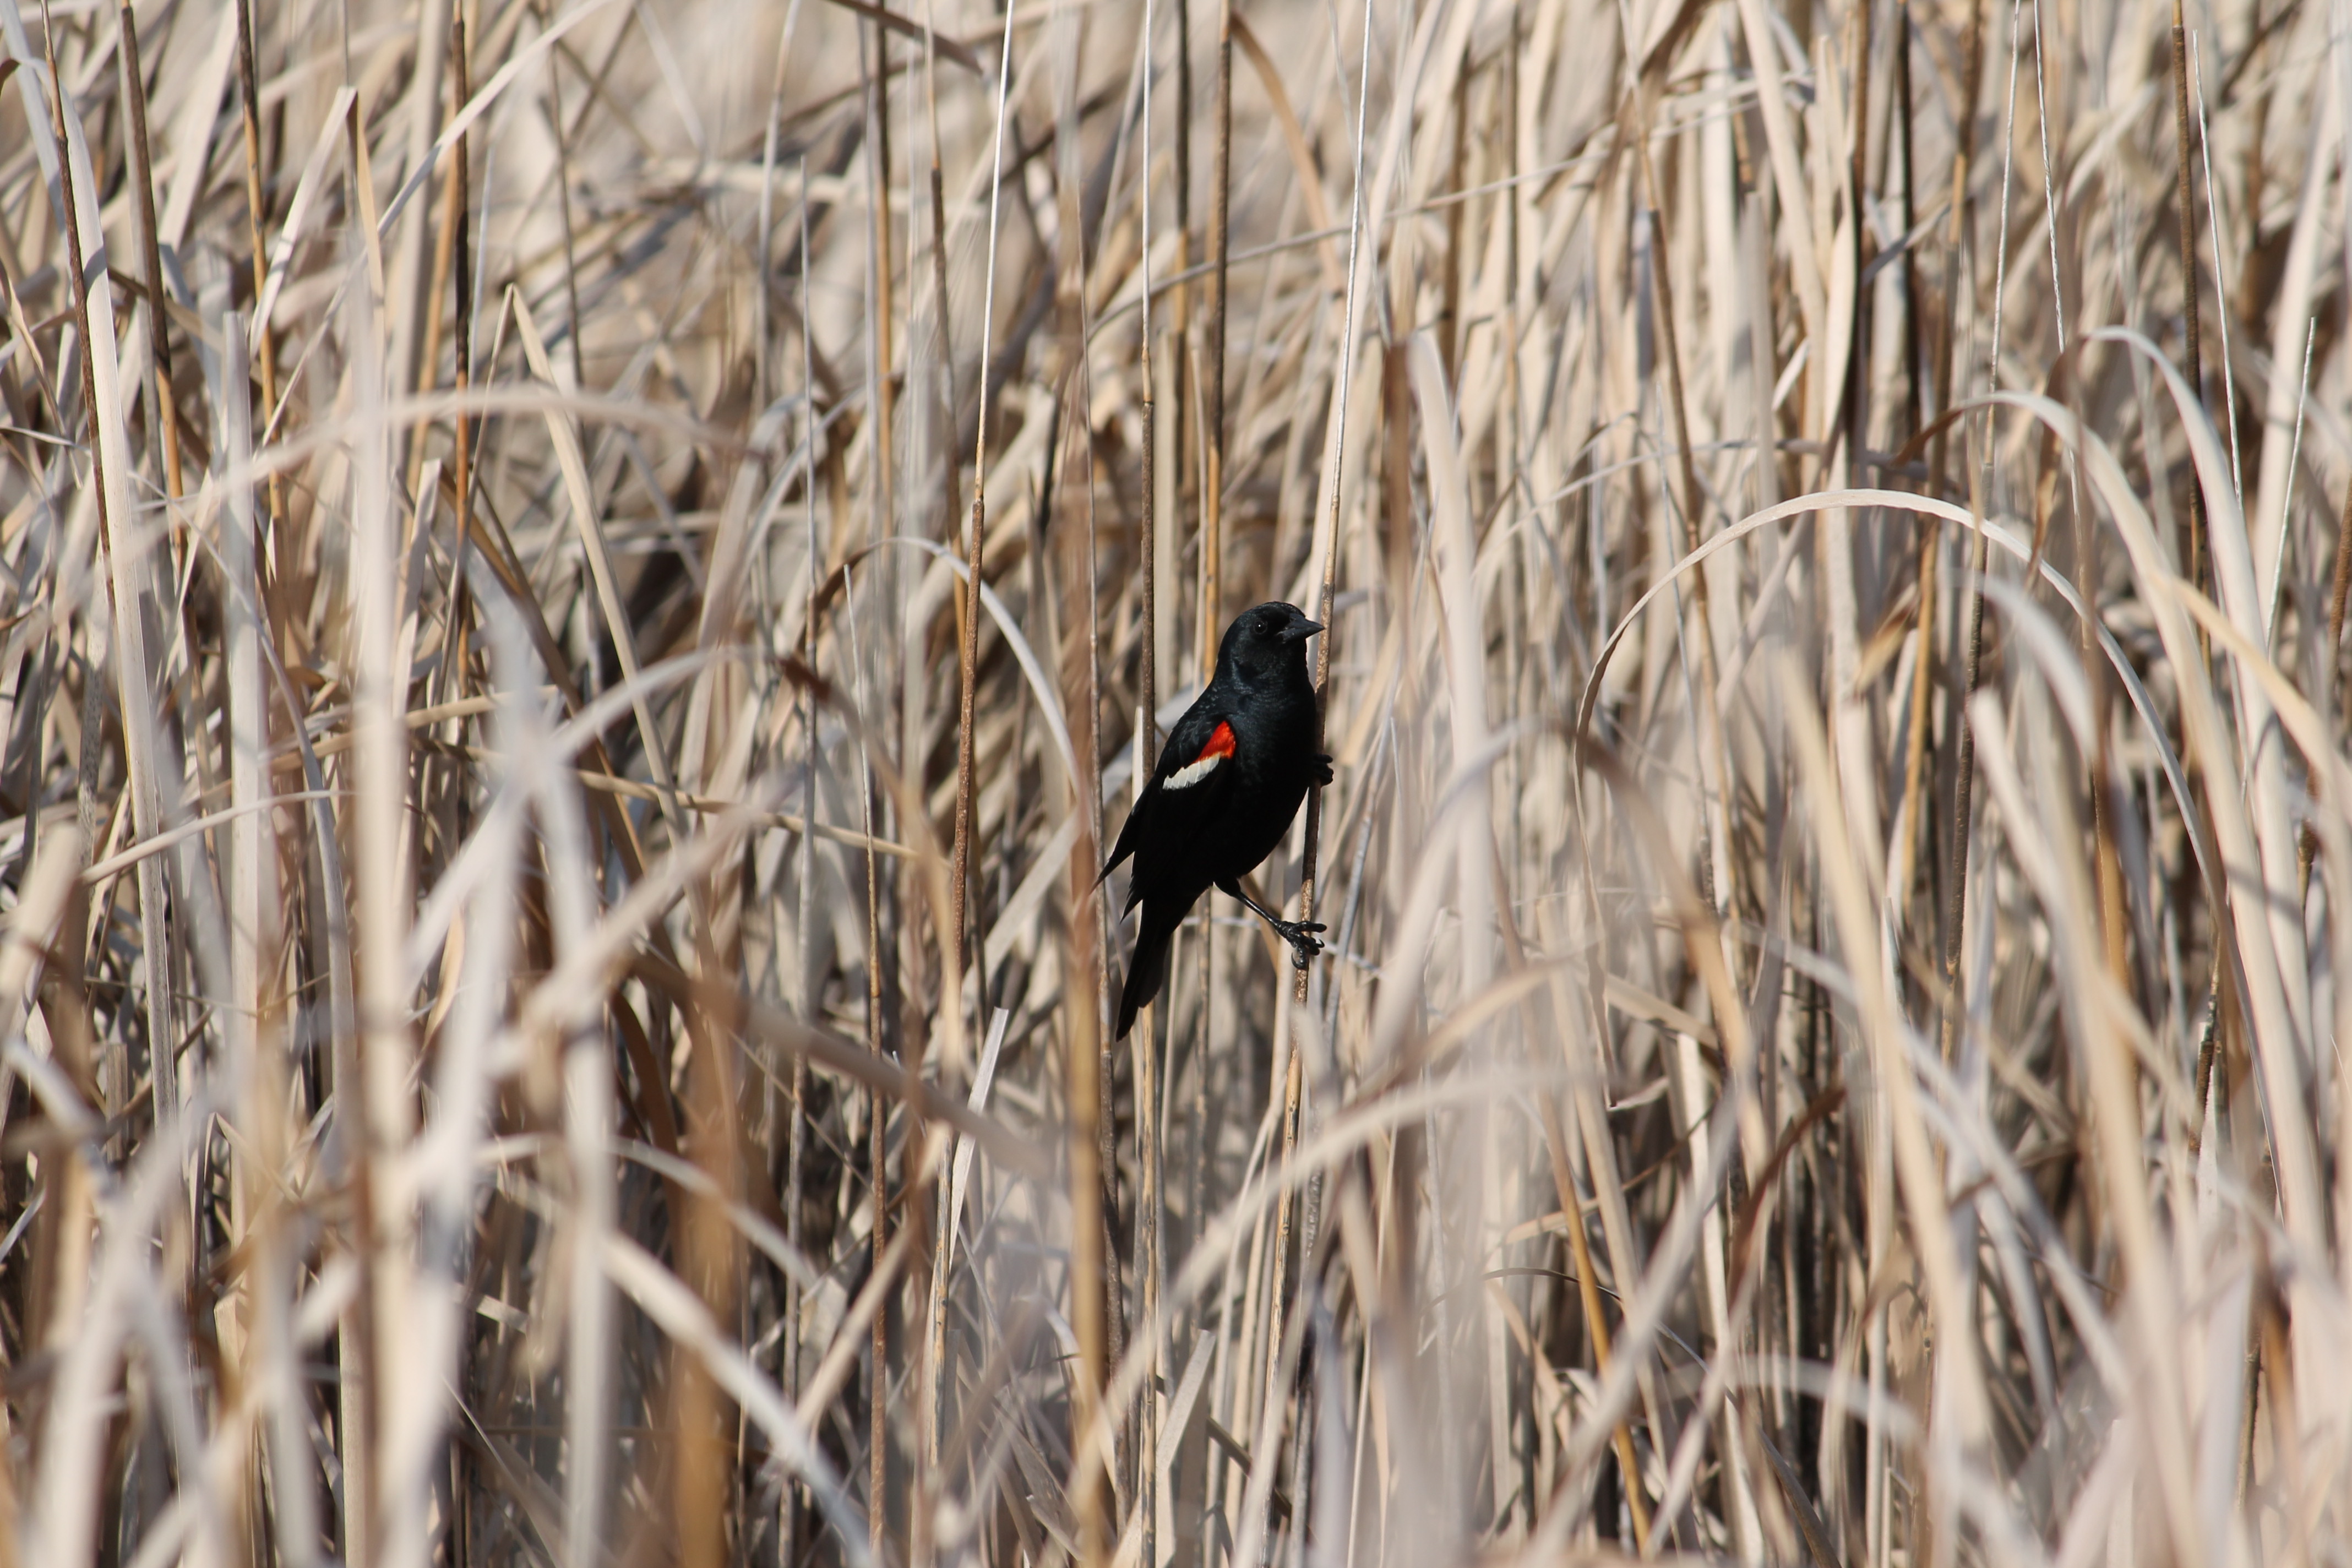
[1283,618,1324,643]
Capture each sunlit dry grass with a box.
[0,0,2347,1561]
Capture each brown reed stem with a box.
[1937,0,1989,1063]
[42,10,166,1144]
[1540,1086,1654,1546]
[1896,0,1923,444]
[1842,0,1872,487]
[1931,0,1984,498]
[925,0,965,1522]
[1061,445,1113,1568]
[1635,104,1733,926]
[1941,466,1990,1063]
[1201,0,1234,673]
[417,51,463,480]
[784,159,816,1568]
[233,0,283,527]
[1257,1031,1305,1549]
[117,1,182,500]
[845,558,890,1562]
[1134,12,1162,1559]
[2328,477,2352,654]
[1172,0,1193,560]
[863,20,896,1553]
[448,18,476,692]
[1442,67,1466,379]
[2170,6,2207,601]
[1894,0,1939,927]
[1259,4,1375,1547]
[945,25,976,996]
[545,26,587,388]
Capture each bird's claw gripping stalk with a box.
[1274,919,1326,968]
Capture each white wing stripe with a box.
[1164,753,1223,790]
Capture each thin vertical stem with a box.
[1540,1091,1653,1545]
[2188,43,2241,508]
[1249,0,1375,1555]
[1201,0,1234,674]
[1941,384,1990,1072]
[2170,3,2207,597]
[1041,362,1115,1568]
[842,552,889,1561]
[417,21,465,477]
[872,20,897,542]
[947,0,979,1009]
[2328,477,2352,652]
[1634,101,1732,924]
[755,0,808,409]
[1136,3,1163,1562]
[1894,0,1938,925]
[447,18,476,693]
[1173,0,1194,656]
[919,0,962,1521]
[859,18,900,1554]
[1931,0,1985,498]
[1292,0,1374,1000]
[117,0,182,500]
[1441,68,1466,379]
[785,162,818,1568]
[235,0,284,526]
[913,8,967,1545]
[545,19,587,389]
[1064,725,1113,1568]
[1946,0,2030,1061]
[48,0,179,1143]
[1896,0,1923,444]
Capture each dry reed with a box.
[0,0,2348,1562]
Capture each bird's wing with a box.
[1151,701,1243,787]
[1101,698,1244,883]
[1132,706,1245,843]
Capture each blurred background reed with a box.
[0,0,2348,1560]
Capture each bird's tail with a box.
[1115,898,1183,1039]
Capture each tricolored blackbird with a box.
[1104,601,1332,1039]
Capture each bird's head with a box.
[1219,601,1322,679]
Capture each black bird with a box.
[1104,601,1332,1039]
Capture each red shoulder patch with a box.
[1165,720,1238,790]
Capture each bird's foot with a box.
[1272,919,1327,968]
